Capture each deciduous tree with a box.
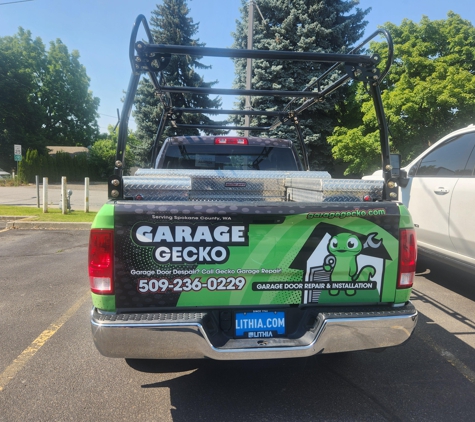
[0,29,99,171]
[329,12,475,175]
[89,125,135,179]
[0,29,46,170]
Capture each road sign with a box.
[14,144,22,161]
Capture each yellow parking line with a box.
[0,292,89,392]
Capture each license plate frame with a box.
[234,310,286,339]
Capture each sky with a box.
[1,0,474,134]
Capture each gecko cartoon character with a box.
[323,232,377,296]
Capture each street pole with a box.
[36,175,40,208]
[244,0,254,137]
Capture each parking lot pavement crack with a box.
[324,366,403,422]
[418,331,475,385]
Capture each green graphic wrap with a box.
[113,202,402,309]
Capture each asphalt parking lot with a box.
[0,228,474,421]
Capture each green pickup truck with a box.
[88,15,417,360]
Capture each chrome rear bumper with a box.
[91,302,417,360]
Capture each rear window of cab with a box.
[159,144,301,171]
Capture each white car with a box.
[399,124,475,272]
[362,170,383,180]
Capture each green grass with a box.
[0,205,97,222]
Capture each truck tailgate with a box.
[113,201,402,310]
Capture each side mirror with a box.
[399,169,409,188]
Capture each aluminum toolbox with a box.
[123,169,383,202]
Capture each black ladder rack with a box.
[110,14,394,200]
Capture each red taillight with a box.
[89,229,114,294]
[398,228,417,289]
[214,137,248,145]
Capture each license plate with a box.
[235,311,285,339]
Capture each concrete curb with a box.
[5,220,91,230]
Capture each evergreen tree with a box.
[133,0,224,166]
[231,0,369,170]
